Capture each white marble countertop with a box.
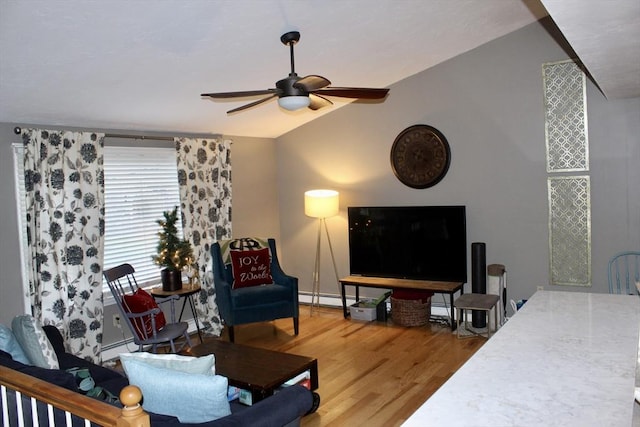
[403,290,640,427]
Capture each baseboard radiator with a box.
[0,366,149,426]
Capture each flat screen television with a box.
[348,206,467,283]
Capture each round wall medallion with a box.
[390,124,451,189]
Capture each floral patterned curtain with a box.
[175,137,232,336]
[23,129,105,362]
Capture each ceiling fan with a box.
[201,31,389,114]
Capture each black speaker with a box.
[471,242,486,328]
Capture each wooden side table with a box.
[454,293,500,339]
[150,284,203,343]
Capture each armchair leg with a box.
[293,317,299,335]
[228,326,235,343]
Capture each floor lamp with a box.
[305,189,340,315]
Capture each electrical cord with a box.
[117,322,135,353]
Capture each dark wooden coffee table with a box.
[189,340,319,407]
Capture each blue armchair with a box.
[212,238,300,342]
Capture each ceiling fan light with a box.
[278,96,310,111]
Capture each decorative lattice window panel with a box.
[547,176,591,286]
[543,60,589,173]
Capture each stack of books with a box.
[279,370,311,390]
[235,370,312,406]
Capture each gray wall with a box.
[0,123,28,325]
[275,20,640,303]
[231,136,281,242]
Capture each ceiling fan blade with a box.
[308,93,333,110]
[226,94,278,114]
[294,75,331,91]
[201,89,276,99]
[313,87,389,99]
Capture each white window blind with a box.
[12,143,31,313]
[103,145,183,290]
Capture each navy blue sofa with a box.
[0,326,313,426]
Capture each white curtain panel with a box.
[175,137,232,336]
[22,129,105,362]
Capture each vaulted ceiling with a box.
[0,0,637,138]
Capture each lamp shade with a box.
[278,96,311,111]
[304,189,339,218]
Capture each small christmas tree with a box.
[152,207,193,271]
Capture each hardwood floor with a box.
[215,306,485,427]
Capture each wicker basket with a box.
[391,296,431,327]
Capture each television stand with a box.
[339,276,464,330]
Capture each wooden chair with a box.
[103,263,191,353]
[607,251,640,294]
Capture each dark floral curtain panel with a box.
[175,137,232,336]
[22,129,105,362]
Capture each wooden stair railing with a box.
[0,365,149,426]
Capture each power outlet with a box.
[537,286,544,291]
[113,314,121,328]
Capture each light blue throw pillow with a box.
[0,324,30,364]
[11,315,59,369]
[121,358,231,423]
[119,352,215,375]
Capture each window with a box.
[543,60,591,286]
[13,143,184,304]
[12,143,30,313]
[103,145,183,290]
